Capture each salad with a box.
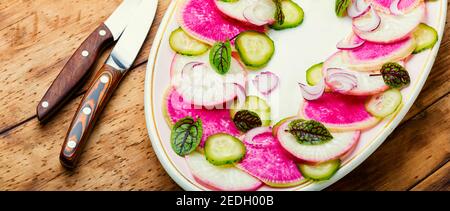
[161,0,439,190]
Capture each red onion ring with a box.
[348,0,371,18]
[326,68,358,92]
[253,71,280,95]
[231,83,247,108]
[243,3,271,26]
[353,7,381,32]
[181,62,205,78]
[299,78,325,101]
[390,0,403,15]
[336,36,365,50]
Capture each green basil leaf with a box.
[335,0,351,17]
[210,40,232,75]
[171,117,203,156]
[287,119,333,145]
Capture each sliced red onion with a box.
[243,4,269,26]
[181,62,205,78]
[244,127,273,147]
[232,83,247,108]
[356,0,370,11]
[253,71,280,95]
[299,79,325,101]
[337,36,365,50]
[348,0,370,18]
[353,7,381,32]
[326,68,358,92]
[390,0,403,15]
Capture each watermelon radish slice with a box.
[276,118,361,163]
[369,0,423,14]
[299,92,380,131]
[341,34,415,71]
[186,152,263,191]
[323,52,389,96]
[237,127,305,187]
[164,89,242,147]
[353,2,425,43]
[170,52,247,107]
[179,0,266,45]
[215,0,276,26]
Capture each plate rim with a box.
[144,0,448,191]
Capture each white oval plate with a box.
[144,0,447,191]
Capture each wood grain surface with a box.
[0,0,448,191]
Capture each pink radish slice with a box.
[253,72,280,95]
[323,52,389,96]
[186,152,263,191]
[276,119,361,163]
[341,34,415,71]
[299,81,325,101]
[347,0,371,18]
[164,89,242,147]
[299,92,380,131]
[237,127,305,187]
[353,7,381,32]
[170,53,247,107]
[353,2,425,43]
[179,0,266,45]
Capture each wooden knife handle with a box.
[37,24,114,123]
[60,64,124,169]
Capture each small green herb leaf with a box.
[233,110,263,132]
[273,0,285,25]
[286,119,333,145]
[171,117,203,156]
[380,63,411,89]
[335,0,351,17]
[210,40,232,75]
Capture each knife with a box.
[59,0,159,169]
[37,0,142,123]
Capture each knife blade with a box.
[59,0,159,169]
[37,0,142,123]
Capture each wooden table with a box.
[0,0,448,191]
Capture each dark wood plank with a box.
[328,94,450,191]
[0,0,170,133]
[411,162,449,191]
[0,64,181,191]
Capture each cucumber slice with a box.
[306,62,324,86]
[235,31,275,68]
[169,27,210,56]
[366,89,403,118]
[230,96,271,126]
[298,160,341,181]
[270,0,304,30]
[413,23,439,54]
[205,133,246,166]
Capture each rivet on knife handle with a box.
[37,24,114,123]
[60,64,124,169]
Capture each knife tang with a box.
[60,64,125,169]
[37,24,114,123]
